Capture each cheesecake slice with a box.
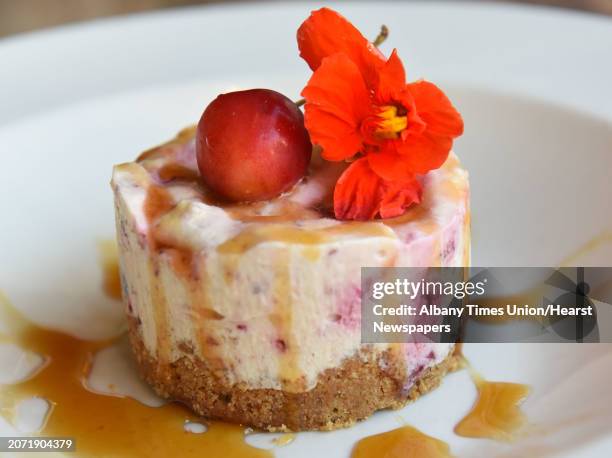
[111,127,470,431]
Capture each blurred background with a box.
[0,0,610,38]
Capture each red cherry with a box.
[196,89,312,202]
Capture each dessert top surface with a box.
[111,127,469,251]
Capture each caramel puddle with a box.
[0,295,270,458]
[351,425,453,458]
[455,369,530,442]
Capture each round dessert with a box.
[111,126,470,431]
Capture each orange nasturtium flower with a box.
[297,8,464,220]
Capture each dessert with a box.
[111,8,468,431]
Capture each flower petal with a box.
[367,150,415,182]
[333,158,422,220]
[334,158,382,220]
[302,53,372,161]
[379,178,422,219]
[384,81,463,174]
[373,49,406,103]
[297,8,385,86]
[407,80,464,137]
[396,130,454,174]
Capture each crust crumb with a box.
[128,317,459,431]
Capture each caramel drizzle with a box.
[143,184,223,369]
[225,200,322,223]
[218,223,395,256]
[0,295,270,458]
[384,204,438,234]
[157,163,201,183]
[351,425,453,458]
[143,184,175,363]
[218,225,326,255]
[143,184,175,226]
[136,129,463,229]
[186,253,226,371]
[270,252,303,394]
[455,362,530,442]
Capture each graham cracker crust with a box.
[127,317,460,431]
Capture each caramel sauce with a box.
[143,184,175,363]
[453,341,464,361]
[190,267,225,371]
[143,184,175,229]
[384,204,435,231]
[156,241,231,371]
[216,221,394,294]
[350,425,453,458]
[455,370,530,442]
[136,145,164,162]
[135,129,469,247]
[218,225,327,255]
[0,296,271,458]
[218,223,395,255]
[157,163,201,183]
[163,246,196,280]
[270,253,303,393]
[225,200,321,223]
[136,131,328,226]
[135,132,475,257]
[150,267,171,364]
[324,222,396,238]
[143,184,224,368]
[301,246,321,261]
[97,239,122,301]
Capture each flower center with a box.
[375,105,408,139]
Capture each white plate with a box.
[1,2,612,457]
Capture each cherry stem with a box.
[373,25,389,47]
[295,24,389,107]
